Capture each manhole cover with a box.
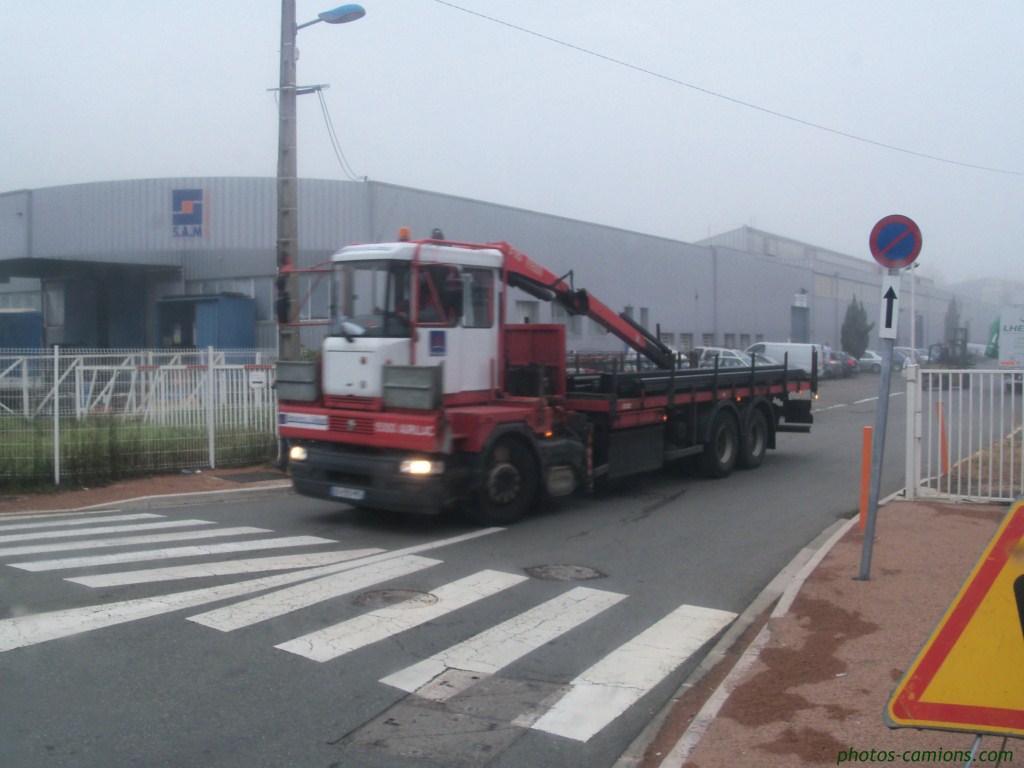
[354,589,438,608]
[525,564,606,582]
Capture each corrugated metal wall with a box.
[0,178,1007,353]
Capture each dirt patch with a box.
[943,427,1023,499]
[719,597,878,729]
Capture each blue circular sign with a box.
[870,215,922,269]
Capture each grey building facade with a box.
[0,178,1005,355]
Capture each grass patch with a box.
[0,416,275,493]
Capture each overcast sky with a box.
[2,1,1021,284]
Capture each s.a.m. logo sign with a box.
[172,189,208,238]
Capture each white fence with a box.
[905,366,1024,502]
[0,347,278,487]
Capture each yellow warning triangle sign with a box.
[887,499,1024,737]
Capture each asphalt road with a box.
[0,373,911,768]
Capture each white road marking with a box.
[67,549,385,587]
[0,526,270,558]
[0,563,361,653]
[276,569,527,663]
[10,536,336,572]
[531,603,737,742]
[0,519,214,544]
[189,555,441,631]
[0,528,504,651]
[381,586,626,697]
[0,513,163,531]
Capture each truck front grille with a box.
[328,415,375,435]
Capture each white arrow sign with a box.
[879,275,900,340]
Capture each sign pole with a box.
[858,268,898,580]
[860,214,921,581]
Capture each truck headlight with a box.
[399,458,444,476]
[289,445,309,462]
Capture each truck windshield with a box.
[331,260,411,338]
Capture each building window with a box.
[551,303,581,334]
[304,273,330,321]
[740,334,751,349]
[515,300,539,324]
[679,333,693,352]
[702,333,714,347]
[755,334,764,343]
[659,332,675,346]
[44,283,65,327]
[724,333,736,349]
[463,268,494,329]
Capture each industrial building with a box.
[0,178,1007,354]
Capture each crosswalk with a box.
[0,509,736,744]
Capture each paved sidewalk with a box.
[634,499,1022,768]
[0,465,292,515]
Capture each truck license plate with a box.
[329,485,366,501]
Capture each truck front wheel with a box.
[699,410,738,479]
[467,438,539,525]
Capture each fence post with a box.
[53,345,60,485]
[904,364,918,500]
[20,356,30,418]
[860,426,872,530]
[207,346,216,469]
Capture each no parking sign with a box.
[869,214,922,270]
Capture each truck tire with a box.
[738,408,768,470]
[467,438,539,525]
[699,410,738,479]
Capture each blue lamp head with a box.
[318,4,366,24]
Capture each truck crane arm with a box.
[498,243,677,370]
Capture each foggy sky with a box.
[2,1,1021,284]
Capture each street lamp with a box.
[276,2,365,362]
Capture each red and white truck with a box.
[276,232,816,524]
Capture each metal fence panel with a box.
[906,367,1024,502]
[0,347,278,489]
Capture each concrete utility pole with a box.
[275,2,366,361]
[276,0,301,362]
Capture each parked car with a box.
[744,342,827,379]
[692,347,746,367]
[832,351,859,376]
[698,351,779,369]
[895,347,927,366]
[859,350,883,373]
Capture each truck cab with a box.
[323,242,502,404]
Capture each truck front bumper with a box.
[288,445,468,515]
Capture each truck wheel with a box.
[468,438,539,525]
[700,410,738,479]
[738,409,768,470]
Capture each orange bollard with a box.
[936,402,950,476]
[860,426,872,531]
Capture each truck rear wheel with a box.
[699,410,738,479]
[467,438,539,525]
[738,408,768,470]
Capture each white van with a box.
[745,342,826,379]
